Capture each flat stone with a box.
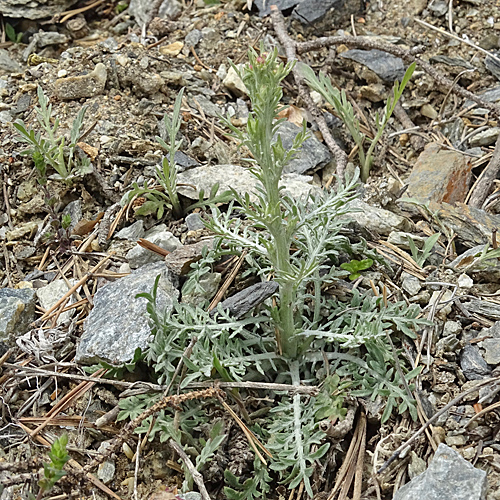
[340,49,406,82]
[485,54,500,80]
[460,344,491,381]
[185,213,205,231]
[54,63,107,100]
[278,121,331,174]
[463,299,500,320]
[254,0,345,24]
[76,262,178,365]
[211,281,279,319]
[405,143,471,205]
[0,0,78,19]
[401,273,422,296]
[36,279,77,326]
[222,64,248,96]
[0,288,36,346]
[126,224,182,269]
[469,127,500,147]
[115,220,145,241]
[393,444,487,500]
[128,0,181,25]
[177,164,320,203]
[479,339,500,364]
[432,203,500,248]
[165,239,214,276]
[346,199,411,235]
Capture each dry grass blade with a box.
[28,369,105,438]
[218,395,272,465]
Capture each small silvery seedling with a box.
[300,62,416,182]
[14,86,92,182]
[121,87,232,220]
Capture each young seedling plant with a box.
[121,88,233,220]
[119,47,431,499]
[300,62,416,182]
[14,86,92,182]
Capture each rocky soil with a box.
[2,0,500,499]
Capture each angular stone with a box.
[278,121,331,174]
[340,49,406,82]
[115,220,145,241]
[346,199,411,235]
[211,281,279,319]
[177,165,320,203]
[76,262,178,365]
[54,63,107,100]
[185,213,205,231]
[222,65,248,96]
[432,203,500,248]
[393,444,487,500]
[469,127,500,147]
[460,344,491,381]
[181,272,221,305]
[0,288,36,346]
[0,49,22,75]
[36,279,77,326]
[405,143,471,205]
[463,299,500,320]
[165,239,214,276]
[0,0,78,19]
[127,225,182,269]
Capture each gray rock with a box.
[177,164,320,203]
[469,127,500,147]
[128,0,181,26]
[253,0,344,24]
[430,55,475,69]
[0,288,36,346]
[478,321,500,364]
[14,93,32,115]
[340,49,406,82]
[184,29,202,48]
[165,239,214,276]
[115,220,145,241]
[346,199,411,235]
[0,111,13,123]
[393,444,487,500]
[97,460,115,484]
[429,0,448,15]
[188,95,221,118]
[36,280,77,326]
[76,262,178,364]
[185,213,205,231]
[278,121,331,174]
[485,54,500,80]
[211,281,279,319]
[464,299,500,320]
[292,0,343,23]
[174,151,200,171]
[0,49,22,75]
[54,63,107,100]
[127,225,182,269]
[23,32,68,61]
[460,344,491,380]
[62,200,82,232]
[0,0,78,19]
[401,273,422,296]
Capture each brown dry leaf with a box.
[277,104,306,127]
[77,142,99,161]
[71,212,104,236]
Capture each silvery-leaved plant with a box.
[119,47,432,499]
